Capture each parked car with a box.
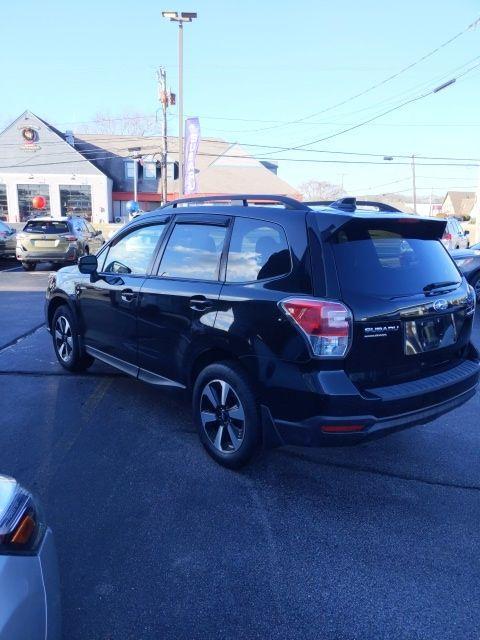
[16,216,104,271]
[0,221,16,259]
[441,217,470,251]
[0,474,60,639]
[451,243,480,300]
[44,195,479,468]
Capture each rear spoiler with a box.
[309,211,447,242]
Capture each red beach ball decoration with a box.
[32,195,46,210]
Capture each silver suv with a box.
[16,216,104,270]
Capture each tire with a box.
[193,361,261,468]
[470,272,480,302]
[51,305,95,372]
[22,262,36,271]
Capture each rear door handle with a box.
[189,295,213,311]
[121,288,136,302]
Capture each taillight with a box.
[61,234,77,242]
[443,232,452,241]
[279,297,353,358]
[0,475,44,554]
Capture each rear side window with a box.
[100,223,166,275]
[23,220,70,234]
[71,219,87,233]
[159,223,226,281]
[226,218,290,282]
[331,227,461,297]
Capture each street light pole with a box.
[411,154,417,214]
[178,20,184,197]
[162,11,197,198]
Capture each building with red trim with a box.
[0,111,299,224]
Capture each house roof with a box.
[443,191,476,218]
[73,133,299,197]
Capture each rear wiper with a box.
[423,281,458,292]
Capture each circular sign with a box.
[32,195,46,210]
[22,127,37,143]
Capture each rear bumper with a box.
[16,247,77,263]
[258,350,480,447]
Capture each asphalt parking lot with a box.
[0,259,479,640]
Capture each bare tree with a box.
[298,180,346,201]
[76,110,158,137]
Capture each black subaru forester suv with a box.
[45,195,479,467]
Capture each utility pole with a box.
[157,67,168,204]
[411,154,417,214]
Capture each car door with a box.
[136,213,230,386]
[76,219,170,371]
[86,221,103,253]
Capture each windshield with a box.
[331,228,461,297]
[23,220,70,234]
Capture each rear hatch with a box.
[20,220,73,253]
[322,215,476,388]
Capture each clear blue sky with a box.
[1,0,479,197]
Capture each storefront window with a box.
[0,185,8,221]
[59,185,92,220]
[17,184,51,221]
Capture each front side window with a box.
[159,223,227,281]
[100,223,167,275]
[226,217,291,282]
[17,184,51,221]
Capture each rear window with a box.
[331,227,461,297]
[23,220,70,234]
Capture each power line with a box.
[257,60,480,157]
[3,135,480,165]
[223,17,480,135]
[1,149,479,170]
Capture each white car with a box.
[441,217,470,251]
[0,475,60,639]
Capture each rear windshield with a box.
[331,227,461,297]
[23,220,70,234]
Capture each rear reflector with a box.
[321,425,364,433]
[279,297,352,357]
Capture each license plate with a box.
[404,314,457,355]
[34,240,55,248]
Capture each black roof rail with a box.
[305,198,403,213]
[162,194,310,211]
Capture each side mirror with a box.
[78,254,98,275]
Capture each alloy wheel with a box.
[54,315,73,363]
[200,379,245,453]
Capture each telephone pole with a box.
[157,67,168,204]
